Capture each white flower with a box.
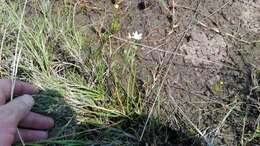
[114,4,119,9]
[128,31,143,40]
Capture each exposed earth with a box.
[67,0,260,145]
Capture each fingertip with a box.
[29,85,40,94]
[15,130,49,142]
[35,131,48,140]
[10,95,35,123]
[48,117,55,128]
[19,82,40,95]
[19,112,55,130]
[0,79,40,104]
[19,94,35,107]
[42,116,55,129]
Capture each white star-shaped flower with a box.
[128,31,143,40]
[114,4,119,9]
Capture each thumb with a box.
[1,95,34,125]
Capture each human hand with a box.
[0,79,54,146]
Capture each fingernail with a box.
[46,117,55,128]
[31,86,40,93]
[19,94,35,107]
[33,85,40,93]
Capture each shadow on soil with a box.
[26,88,203,146]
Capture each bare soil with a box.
[69,0,260,145]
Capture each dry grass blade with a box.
[214,101,239,138]
[9,0,28,145]
[169,94,212,146]
[0,27,7,63]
